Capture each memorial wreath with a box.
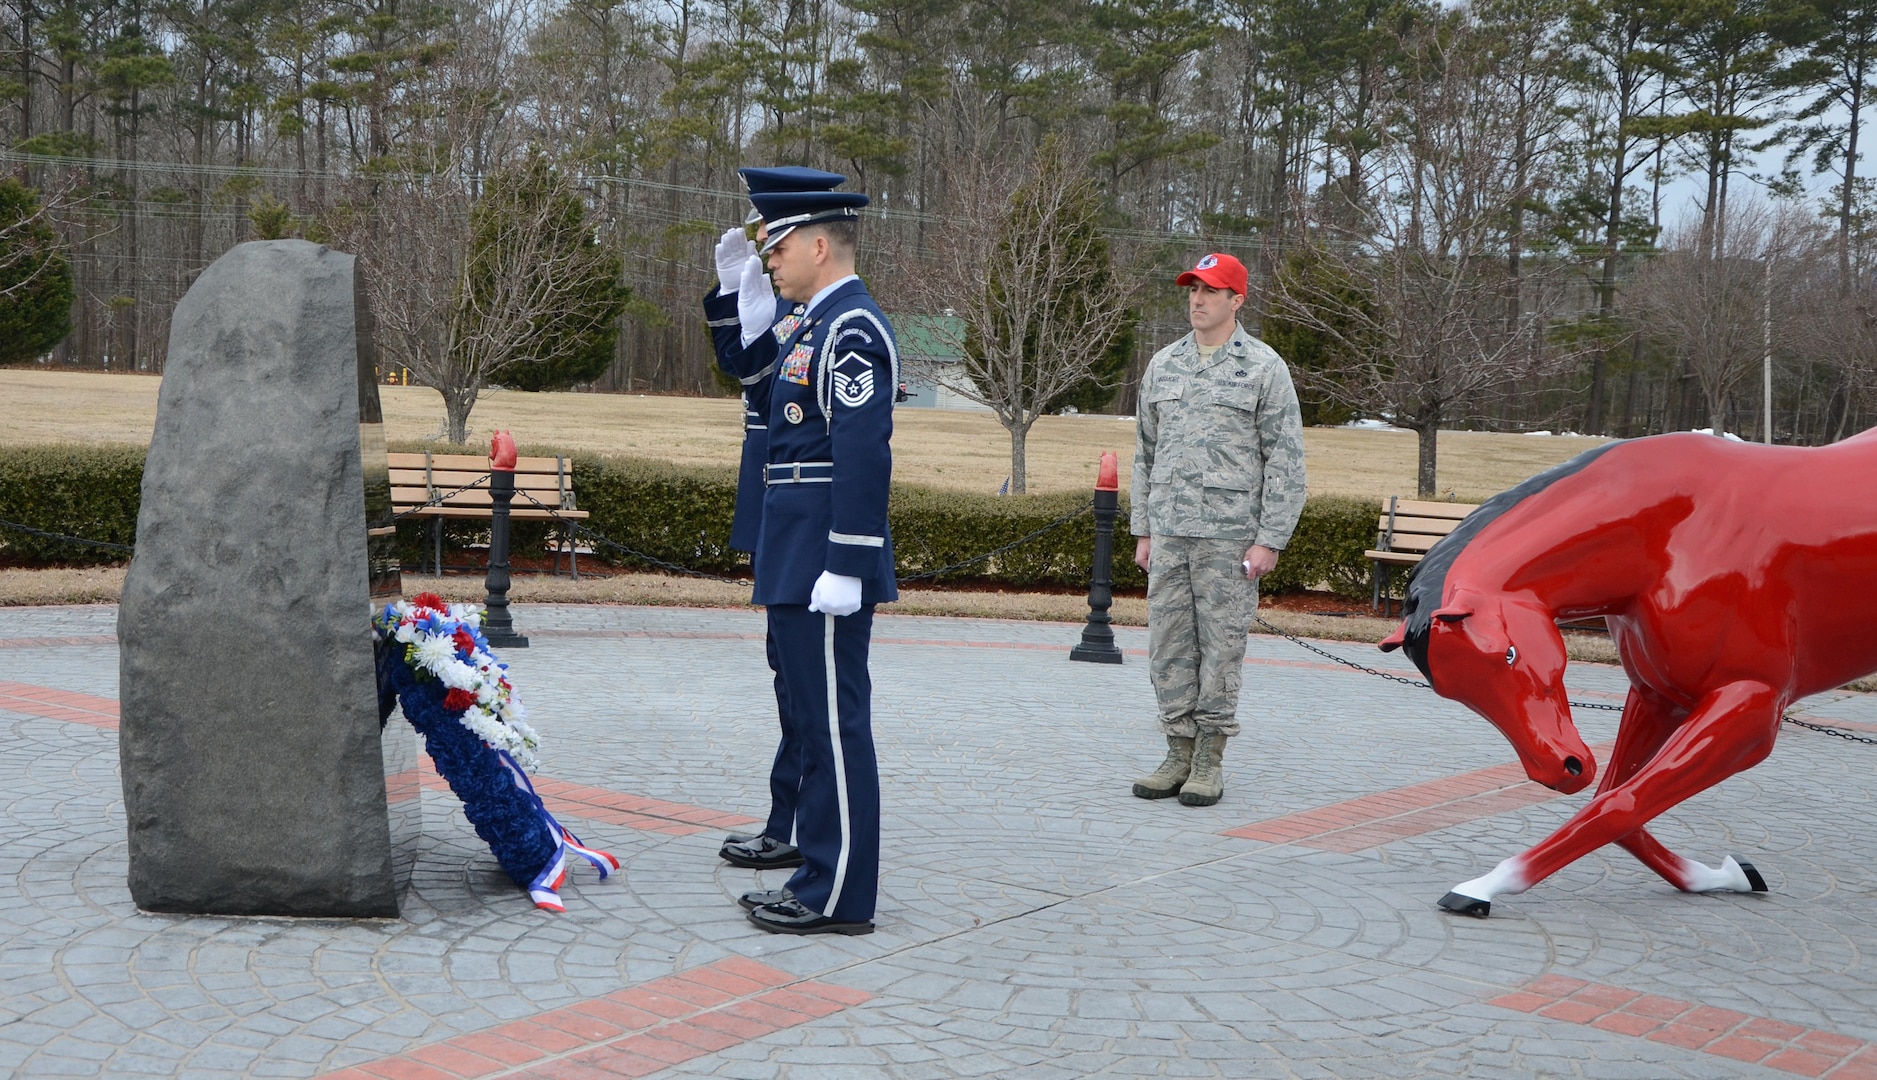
[374,593,617,911]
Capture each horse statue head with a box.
[1384,585,1595,795]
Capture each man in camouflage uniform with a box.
[1130,252,1306,807]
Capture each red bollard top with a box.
[490,430,518,472]
[1095,450,1119,492]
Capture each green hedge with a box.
[0,444,145,566]
[0,444,1381,598]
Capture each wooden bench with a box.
[1366,496,1482,614]
[388,452,591,578]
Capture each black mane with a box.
[1394,439,1625,680]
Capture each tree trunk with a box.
[1007,417,1030,494]
[1585,349,1607,435]
[1415,414,1439,497]
[445,385,478,445]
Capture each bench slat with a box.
[399,507,589,520]
[1373,515,1468,536]
[390,471,568,492]
[391,489,573,509]
[1364,549,1424,565]
[1374,535,1445,554]
[387,452,567,472]
[1389,500,1477,520]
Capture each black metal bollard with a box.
[1070,451,1124,664]
[482,431,529,649]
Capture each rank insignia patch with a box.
[784,401,804,424]
[772,313,804,343]
[781,344,813,385]
[832,351,875,407]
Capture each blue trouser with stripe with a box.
[768,603,880,922]
[762,628,799,842]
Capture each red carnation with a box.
[452,627,478,655]
[443,688,477,712]
[411,592,448,615]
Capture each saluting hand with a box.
[737,255,777,346]
[714,228,754,294]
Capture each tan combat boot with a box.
[1179,732,1227,806]
[1131,736,1194,799]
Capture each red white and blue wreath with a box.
[374,593,618,911]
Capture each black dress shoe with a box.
[724,831,761,845]
[718,835,805,869]
[747,898,874,936]
[737,887,794,912]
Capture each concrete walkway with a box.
[3,602,1877,1078]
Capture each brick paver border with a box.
[1491,975,1877,1078]
[0,635,118,649]
[1222,741,1618,851]
[0,680,120,728]
[319,956,870,1080]
[0,679,758,834]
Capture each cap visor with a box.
[758,224,796,256]
[1176,268,1242,294]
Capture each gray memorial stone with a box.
[118,239,419,917]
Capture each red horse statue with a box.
[1382,430,1877,916]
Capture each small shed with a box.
[893,314,988,411]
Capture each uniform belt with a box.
[765,461,833,484]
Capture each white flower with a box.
[413,635,457,673]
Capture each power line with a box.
[6,148,1277,251]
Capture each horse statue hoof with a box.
[1736,859,1768,892]
[1438,891,1491,917]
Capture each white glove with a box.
[737,254,776,346]
[808,572,864,617]
[714,228,754,294]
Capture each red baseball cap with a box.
[1176,252,1248,296]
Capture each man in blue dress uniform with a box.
[734,179,896,936]
[701,167,847,873]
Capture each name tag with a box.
[781,344,813,385]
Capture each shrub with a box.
[0,444,144,565]
[0,444,1382,599]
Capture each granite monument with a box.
[119,239,419,917]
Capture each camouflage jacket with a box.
[1130,324,1307,547]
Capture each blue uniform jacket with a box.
[704,285,790,553]
[752,277,898,607]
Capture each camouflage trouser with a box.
[1147,535,1255,738]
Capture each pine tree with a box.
[0,177,74,367]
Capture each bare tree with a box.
[1626,202,1817,437]
[905,139,1140,493]
[339,157,625,444]
[1267,14,1586,496]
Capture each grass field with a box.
[0,368,1607,500]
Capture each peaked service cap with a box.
[738,165,847,194]
[749,188,870,254]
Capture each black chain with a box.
[11,483,1877,747]
[391,475,492,521]
[512,489,1094,588]
[0,517,134,553]
[1252,614,1877,742]
[510,489,750,583]
[894,501,1094,584]
[1780,714,1877,744]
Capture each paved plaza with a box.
[4,601,1877,1078]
